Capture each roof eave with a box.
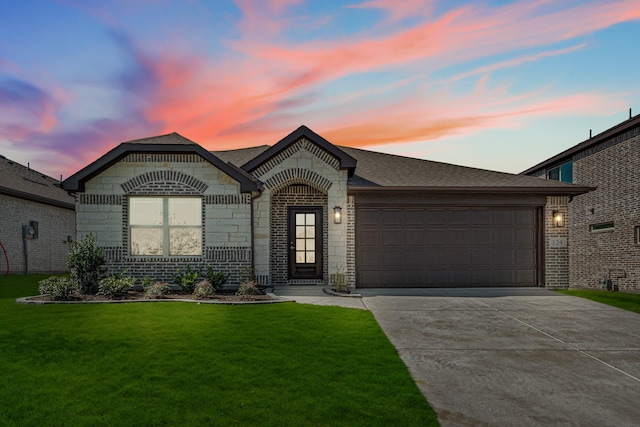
[347,185,595,196]
[0,186,75,210]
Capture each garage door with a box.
[356,207,538,288]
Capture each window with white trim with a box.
[129,197,202,256]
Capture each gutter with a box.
[347,185,595,196]
[0,187,75,210]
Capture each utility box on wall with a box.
[29,220,39,239]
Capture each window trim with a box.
[129,196,203,257]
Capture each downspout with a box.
[21,225,28,274]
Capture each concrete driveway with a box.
[359,288,640,426]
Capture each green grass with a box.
[0,275,438,426]
[556,288,640,314]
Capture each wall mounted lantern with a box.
[333,206,342,224]
[552,210,564,228]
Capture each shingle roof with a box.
[0,155,75,209]
[340,146,589,193]
[126,132,199,145]
[213,145,270,166]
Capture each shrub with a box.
[193,280,215,299]
[144,283,171,299]
[38,276,78,301]
[205,266,228,293]
[67,234,107,294]
[172,265,201,293]
[236,281,263,297]
[98,275,135,299]
[141,276,155,289]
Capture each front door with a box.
[288,207,323,279]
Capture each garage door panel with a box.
[357,206,538,288]
[406,250,426,266]
[427,229,448,244]
[359,230,380,245]
[404,230,425,245]
[382,231,402,245]
[381,249,402,266]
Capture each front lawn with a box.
[0,275,438,426]
[555,288,640,314]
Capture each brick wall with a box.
[570,133,640,290]
[0,194,75,274]
[270,184,328,285]
[545,196,569,288]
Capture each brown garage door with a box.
[356,207,539,288]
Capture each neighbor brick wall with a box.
[570,132,640,290]
[0,194,75,274]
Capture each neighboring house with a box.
[523,113,640,291]
[0,155,76,275]
[62,126,590,288]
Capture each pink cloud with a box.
[346,0,435,22]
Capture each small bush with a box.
[99,275,135,299]
[141,276,155,289]
[193,280,215,299]
[206,266,228,293]
[67,234,107,294]
[236,281,263,297]
[38,276,78,301]
[144,283,171,299]
[172,265,201,293]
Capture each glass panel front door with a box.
[288,207,322,279]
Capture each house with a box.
[62,126,591,288]
[523,113,640,291]
[0,155,76,275]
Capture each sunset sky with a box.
[1,0,639,179]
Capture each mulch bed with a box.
[24,290,275,303]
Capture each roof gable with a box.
[62,132,261,193]
[241,125,357,176]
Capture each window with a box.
[547,161,573,183]
[635,226,640,244]
[590,222,614,233]
[129,197,202,256]
[295,213,316,264]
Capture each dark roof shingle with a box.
[0,156,75,209]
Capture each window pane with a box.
[131,228,163,255]
[306,213,315,226]
[306,251,315,263]
[305,226,315,238]
[169,198,201,225]
[296,252,306,263]
[130,198,163,225]
[170,228,202,255]
[296,213,305,226]
[547,167,560,181]
[560,162,573,183]
[296,226,306,238]
[306,238,314,251]
[296,239,306,251]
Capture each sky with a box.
[1,0,639,180]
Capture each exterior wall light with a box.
[552,210,564,228]
[334,206,342,224]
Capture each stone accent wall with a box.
[270,184,328,285]
[569,133,640,290]
[0,194,75,274]
[76,155,251,283]
[545,196,569,288]
[251,138,349,287]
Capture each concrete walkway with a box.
[275,287,640,426]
